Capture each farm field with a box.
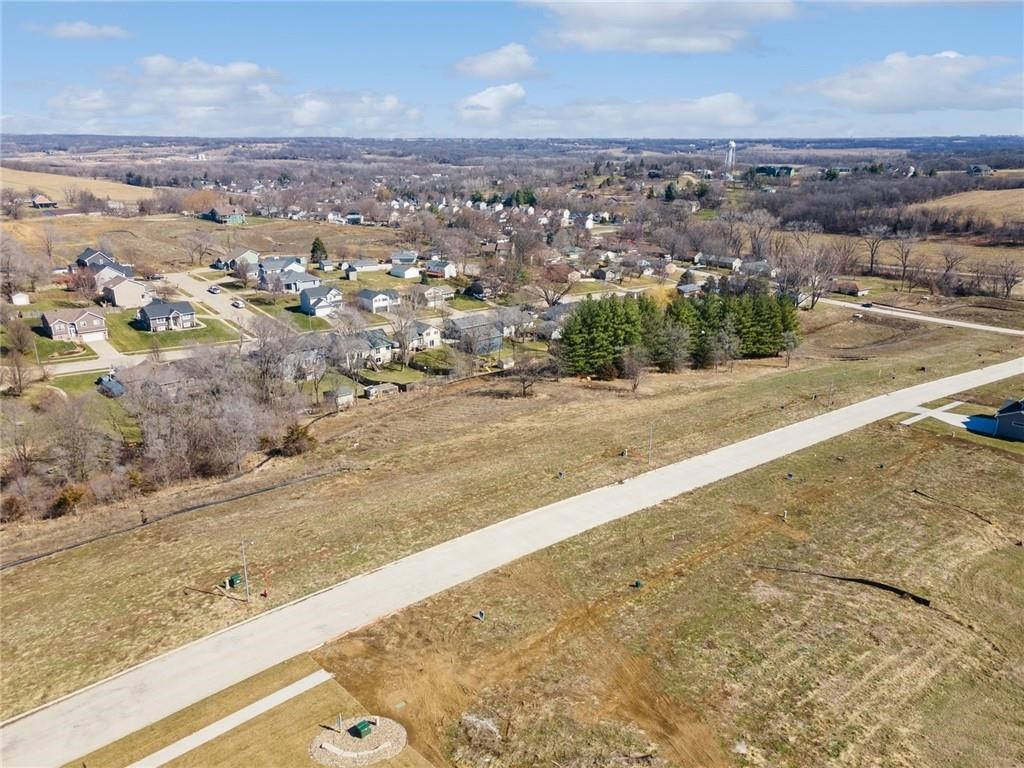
[2,304,1022,720]
[909,187,1024,226]
[0,165,157,204]
[808,230,1024,272]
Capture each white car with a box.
[207,285,222,294]
[231,299,245,308]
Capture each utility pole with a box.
[648,423,654,466]
[240,542,252,602]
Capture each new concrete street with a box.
[819,297,1024,336]
[2,355,1021,767]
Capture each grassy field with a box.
[359,364,427,385]
[0,165,157,204]
[909,187,1024,226]
[315,416,1024,767]
[1,302,1021,721]
[244,295,331,332]
[105,310,239,352]
[448,295,490,311]
[0,214,402,275]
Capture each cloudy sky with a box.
[2,1,1021,138]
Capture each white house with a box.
[409,320,442,351]
[389,264,421,280]
[357,289,392,314]
[299,285,343,317]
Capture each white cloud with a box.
[457,83,527,122]
[36,54,420,136]
[529,1,796,53]
[806,51,1023,113]
[455,43,538,79]
[43,21,129,39]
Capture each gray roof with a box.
[359,328,397,349]
[301,285,340,301]
[357,288,386,300]
[260,257,302,272]
[141,299,195,319]
[43,308,105,325]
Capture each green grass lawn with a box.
[105,311,238,352]
[49,371,105,395]
[569,281,614,295]
[45,374,142,442]
[359,363,426,384]
[193,270,228,281]
[449,295,490,311]
[245,296,331,331]
[343,270,409,291]
[0,325,97,361]
[412,345,457,373]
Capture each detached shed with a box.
[324,387,356,410]
[365,383,399,400]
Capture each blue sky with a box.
[2,1,1022,138]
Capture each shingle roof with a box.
[43,308,104,325]
[357,288,385,300]
[301,285,339,301]
[141,299,195,319]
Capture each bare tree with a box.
[715,208,744,259]
[67,268,97,300]
[743,209,778,260]
[231,260,254,288]
[2,319,37,395]
[45,395,108,483]
[38,224,60,268]
[829,236,859,275]
[531,264,575,306]
[859,225,889,275]
[1,188,22,220]
[994,258,1023,299]
[805,244,838,309]
[63,185,80,206]
[390,303,419,368]
[620,345,648,394]
[893,231,917,291]
[183,230,215,266]
[936,247,968,295]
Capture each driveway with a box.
[2,355,1022,767]
[163,272,260,331]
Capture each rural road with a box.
[819,297,1024,336]
[2,357,1022,767]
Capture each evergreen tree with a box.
[310,237,327,261]
[664,182,677,202]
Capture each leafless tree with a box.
[743,209,778,260]
[829,236,859,275]
[936,247,968,295]
[63,185,80,206]
[531,264,575,306]
[2,319,37,395]
[893,231,917,291]
[67,268,97,300]
[715,208,744,259]
[246,315,296,404]
[231,260,254,288]
[45,395,108,483]
[804,243,837,309]
[859,225,889,275]
[1,188,22,220]
[390,303,419,368]
[620,345,648,394]
[38,224,60,268]
[183,230,215,266]
[994,258,1023,299]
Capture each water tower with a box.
[726,140,736,173]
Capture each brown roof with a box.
[43,309,104,325]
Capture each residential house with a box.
[258,257,319,292]
[93,264,136,290]
[96,375,126,398]
[409,320,442,351]
[465,281,494,300]
[408,284,454,309]
[967,164,994,177]
[592,267,620,282]
[41,309,108,343]
[676,282,703,297]
[356,289,394,314]
[343,259,388,280]
[344,212,364,225]
[694,252,742,272]
[225,248,260,271]
[115,359,191,398]
[31,194,57,209]
[137,299,197,332]
[444,314,504,355]
[299,285,343,317]
[739,260,777,279]
[833,280,869,297]
[317,259,335,272]
[424,260,458,279]
[389,263,421,280]
[994,399,1024,441]
[365,383,399,400]
[102,276,152,308]
[201,206,246,225]
[390,250,419,266]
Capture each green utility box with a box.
[349,720,373,739]
[228,573,243,588]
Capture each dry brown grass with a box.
[315,417,1024,767]
[909,188,1024,226]
[1,307,1022,722]
[0,213,401,271]
[0,166,156,203]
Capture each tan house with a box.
[102,276,152,308]
[40,309,108,343]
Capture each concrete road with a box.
[819,297,1024,336]
[163,272,258,331]
[2,356,1022,767]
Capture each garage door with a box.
[79,330,108,343]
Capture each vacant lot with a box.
[910,187,1024,226]
[316,417,1024,767]
[0,166,158,204]
[1,214,402,274]
[1,307,1022,721]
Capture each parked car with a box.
[231,299,245,308]
[208,285,222,294]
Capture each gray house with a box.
[299,285,343,316]
[137,299,197,332]
[444,315,503,355]
[995,399,1024,441]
